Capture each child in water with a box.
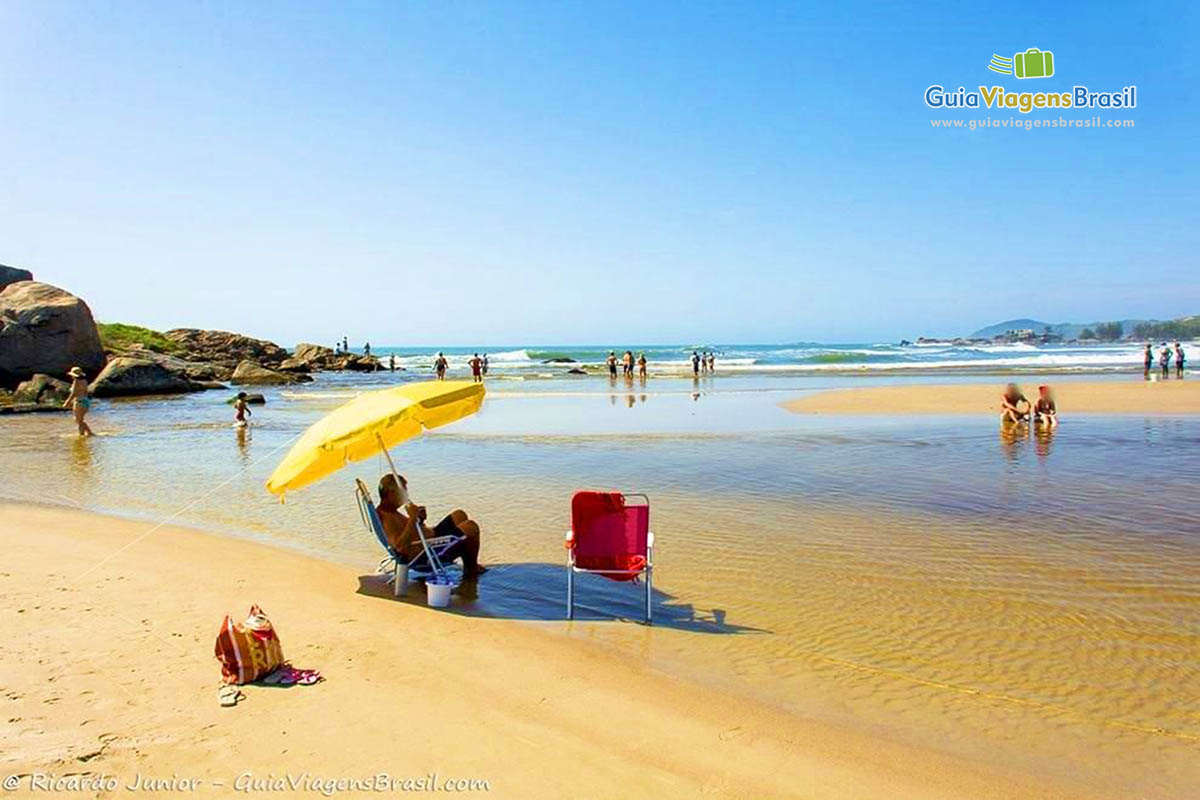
[234,392,253,427]
[1033,385,1058,428]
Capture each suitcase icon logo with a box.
[988,48,1055,79]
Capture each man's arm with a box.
[380,509,415,555]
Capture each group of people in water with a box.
[607,351,648,379]
[428,352,489,381]
[603,349,718,379]
[1000,383,1058,429]
[1144,342,1185,379]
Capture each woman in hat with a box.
[61,366,94,436]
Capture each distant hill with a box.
[968,317,1167,341]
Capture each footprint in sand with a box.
[718,725,745,741]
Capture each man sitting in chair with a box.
[376,474,485,578]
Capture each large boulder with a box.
[13,373,71,405]
[112,348,230,382]
[0,281,106,388]
[230,360,309,385]
[293,342,334,368]
[338,355,381,372]
[0,264,34,291]
[164,329,288,369]
[278,357,312,373]
[89,357,198,397]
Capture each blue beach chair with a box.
[355,479,464,593]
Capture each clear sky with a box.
[1,1,1196,346]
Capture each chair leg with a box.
[645,566,652,624]
[567,565,574,620]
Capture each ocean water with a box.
[352,339,1196,376]
[1,370,1197,796]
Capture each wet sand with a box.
[783,379,1200,415]
[0,502,1103,800]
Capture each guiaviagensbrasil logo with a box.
[925,47,1136,115]
[988,48,1054,79]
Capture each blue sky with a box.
[1,1,1195,345]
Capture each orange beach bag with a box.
[214,605,285,685]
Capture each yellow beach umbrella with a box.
[266,380,485,498]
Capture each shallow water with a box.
[2,372,1197,796]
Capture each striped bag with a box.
[214,605,285,685]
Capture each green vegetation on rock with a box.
[97,323,182,354]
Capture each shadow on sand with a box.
[355,561,768,635]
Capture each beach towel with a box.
[214,605,285,685]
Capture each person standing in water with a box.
[606,351,618,378]
[469,353,483,383]
[1143,343,1153,378]
[62,367,94,436]
[233,391,253,427]
[482,353,489,375]
[1160,344,1171,378]
[389,354,396,372]
[691,351,700,376]
[707,351,716,372]
[637,352,647,380]
[434,352,448,380]
[1175,342,1186,377]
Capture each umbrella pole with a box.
[375,435,447,581]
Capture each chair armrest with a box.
[564,530,574,549]
[647,531,655,548]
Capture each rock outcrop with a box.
[0,281,106,388]
[89,357,199,398]
[277,357,312,373]
[164,329,288,369]
[0,264,34,291]
[107,347,232,383]
[230,360,309,385]
[335,355,382,372]
[292,342,335,368]
[225,392,266,405]
[13,373,71,405]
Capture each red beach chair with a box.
[565,491,655,623]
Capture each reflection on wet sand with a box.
[235,425,251,465]
[999,419,1027,462]
[1034,425,1055,459]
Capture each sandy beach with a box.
[783,379,1200,415]
[0,501,1109,800]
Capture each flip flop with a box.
[295,670,322,685]
[218,685,243,707]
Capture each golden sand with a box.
[0,502,1101,799]
[783,379,1200,415]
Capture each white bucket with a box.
[426,578,453,608]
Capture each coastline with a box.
[1,501,1102,800]
[782,379,1200,415]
